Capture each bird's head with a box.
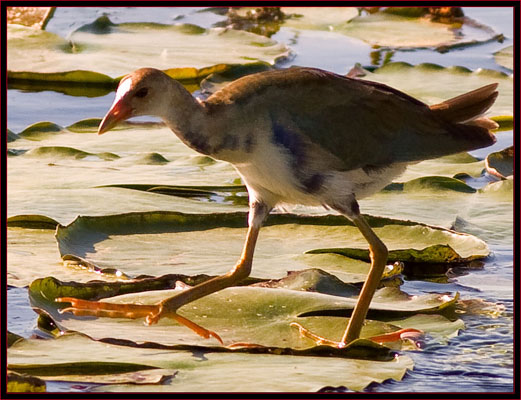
[98,68,173,135]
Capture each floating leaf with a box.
[26,146,119,161]
[490,115,514,132]
[18,121,63,140]
[29,275,457,353]
[8,332,413,391]
[7,129,20,143]
[9,362,176,385]
[8,331,25,348]
[478,178,513,196]
[66,118,103,133]
[7,372,46,393]
[7,20,290,84]
[485,146,513,179]
[352,62,513,116]
[282,7,359,30]
[308,243,482,265]
[98,183,248,205]
[282,8,499,50]
[494,45,513,70]
[384,176,476,193]
[7,6,55,29]
[7,214,59,229]
[53,211,488,281]
[7,226,126,288]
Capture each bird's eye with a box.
[135,87,149,98]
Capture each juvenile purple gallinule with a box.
[59,66,498,347]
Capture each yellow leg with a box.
[292,210,388,348]
[57,201,270,343]
[341,213,388,345]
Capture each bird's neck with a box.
[159,80,214,155]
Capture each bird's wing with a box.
[207,67,493,171]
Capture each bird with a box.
[58,66,498,348]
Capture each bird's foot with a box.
[57,297,223,345]
[291,321,422,348]
[290,322,346,348]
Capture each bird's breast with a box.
[233,137,324,207]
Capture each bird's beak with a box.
[98,99,132,135]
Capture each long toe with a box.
[56,297,161,320]
[290,322,345,348]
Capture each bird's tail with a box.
[430,83,499,130]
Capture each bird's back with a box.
[204,67,497,172]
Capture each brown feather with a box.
[430,83,499,123]
[205,67,497,170]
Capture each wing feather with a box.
[205,67,495,171]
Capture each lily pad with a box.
[26,146,120,161]
[490,115,514,132]
[478,178,513,196]
[52,211,488,283]
[18,121,63,140]
[7,372,46,393]
[7,129,20,143]
[278,7,498,50]
[485,146,513,179]
[308,243,483,265]
[7,123,245,222]
[9,361,176,385]
[352,62,513,116]
[97,183,249,205]
[8,332,413,392]
[384,176,476,193]
[7,214,59,229]
[7,6,55,29]
[494,45,513,70]
[29,275,458,352]
[7,19,290,84]
[282,7,359,30]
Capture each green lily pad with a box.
[490,115,514,132]
[66,118,104,133]
[278,7,498,50]
[282,7,359,30]
[7,6,55,29]
[346,13,500,50]
[7,214,59,229]
[7,226,132,288]
[18,121,63,140]
[7,19,290,84]
[29,275,457,352]
[7,372,46,393]
[8,331,25,348]
[485,146,513,179]
[7,123,244,222]
[478,178,513,197]
[8,332,414,391]
[53,211,488,282]
[9,361,176,385]
[308,243,483,265]
[26,146,120,161]
[97,183,249,206]
[7,129,20,143]
[352,62,513,116]
[384,176,476,193]
[494,45,513,70]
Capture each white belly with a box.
[233,141,323,207]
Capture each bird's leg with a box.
[341,213,388,344]
[57,201,270,343]
[292,202,388,348]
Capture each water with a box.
[7,6,514,393]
